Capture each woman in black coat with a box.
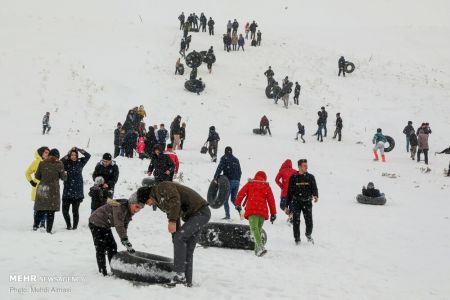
[145,126,158,157]
[61,147,91,230]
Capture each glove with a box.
[235,205,242,213]
[270,214,277,224]
[121,239,135,253]
[29,180,37,187]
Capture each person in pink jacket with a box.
[136,136,146,159]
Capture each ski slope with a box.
[1,0,450,299]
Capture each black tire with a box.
[384,136,395,153]
[185,51,203,68]
[345,62,355,73]
[356,194,386,205]
[198,222,267,250]
[207,176,230,209]
[265,85,281,99]
[110,251,174,284]
[184,79,205,93]
[253,128,267,135]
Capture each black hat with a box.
[377,128,382,133]
[336,112,340,116]
[137,186,153,205]
[37,146,49,158]
[209,126,215,131]
[408,121,412,125]
[103,153,112,161]
[117,122,122,126]
[321,106,325,110]
[225,146,232,155]
[49,149,60,159]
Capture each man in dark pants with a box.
[293,82,301,105]
[92,153,120,197]
[260,115,272,136]
[320,107,328,137]
[402,121,414,152]
[333,113,343,141]
[42,112,51,134]
[338,56,346,77]
[206,126,220,162]
[137,182,211,287]
[286,159,319,245]
[178,12,185,30]
[214,146,242,219]
[207,17,215,35]
[114,122,122,158]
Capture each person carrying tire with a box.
[264,66,274,85]
[372,128,387,162]
[260,115,271,136]
[332,112,343,141]
[88,197,143,276]
[286,159,319,245]
[206,126,220,162]
[338,56,346,77]
[213,146,242,220]
[275,159,296,214]
[137,182,211,287]
[295,122,305,142]
[61,147,91,230]
[235,171,277,256]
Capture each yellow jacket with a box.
[138,107,147,118]
[25,151,43,201]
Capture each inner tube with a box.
[185,51,203,68]
[198,222,267,250]
[253,128,267,135]
[384,136,395,152]
[265,85,281,99]
[356,194,386,205]
[184,79,205,93]
[345,62,355,73]
[110,251,174,284]
[207,176,230,209]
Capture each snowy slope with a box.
[1,0,450,299]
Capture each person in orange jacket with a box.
[235,171,277,256]
[275,159,297,222]
[165,144,180,176]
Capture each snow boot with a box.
[381,155,386,162]
[295,239,301,245]
[373,151,379,161]
[168,273,186,286]
[306,235,314,245]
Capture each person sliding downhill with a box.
[372,128,387,162]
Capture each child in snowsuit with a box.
[372,128,387,162]
[89,177,111,214]
[136,136,146,159]
[235,171,277,256]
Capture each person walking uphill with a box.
[170,115,182,150]
[332,113,343,141]
[33,149,67,233]
[61,147,91,230]
[26,146,50,227]
[403,121,415,152]
[92,153,119,196]
[275,160,297,212]
[214,146,242,220]
[89,197,143,276]
[338,56,346,77]
[372,128,387,162]
[137,182,211,287]
[286,159,319,245]
[42,112,51,135]
[206,126,220,162]
[417,129,429,165]
[235,171,277,256]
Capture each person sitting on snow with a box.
[362,182,381,198]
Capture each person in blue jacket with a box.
[61,147,91,230]
[214,146,242,219]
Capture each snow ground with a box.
[0,0,450,299]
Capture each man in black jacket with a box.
[402,121,414,152]
[207,126,220,162]
[147,144,176,183]
[123,130,138,158]
[207,17,215,35]
[320,107,328,137]
[293,82,301,105]
[92,153,120,196]
[286,159,319,244]
[264,66,274,84]
[114,122,122,158]
[333,113,343,141]
[338,56,346,77]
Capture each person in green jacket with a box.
[372,128,387,162]
[137,181,211,287]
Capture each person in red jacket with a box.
[235,171,277,256]
[164,144,180,176]
[275,159,297,211]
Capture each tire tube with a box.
[207,176,230,209]
[265,85,281,99]
[185,51,203,68]
[356,194,386,205]
[345,62,355,73]
[253,128,267,135]
[384,136,395,153]
[110,251,174,284]
[184,79,205,93]
[198,222,267,250]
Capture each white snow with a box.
[1,0,450,299]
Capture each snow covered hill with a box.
[1,0,450,299]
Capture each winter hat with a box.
[209,126,215,131]
[117,122,122,127]
[49,149,60,159]
[367,182,375,189]
[377,128,382,133]
[336,112,340,116]
[408,121,412,125]
[321,106,325,110]
[136,186,153,205]
[37,146,49,158]
[167,143,173,149]
[94,177,105,185]
[103,153,112,161]
[128,192,144,208]
[225,146,232,155]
